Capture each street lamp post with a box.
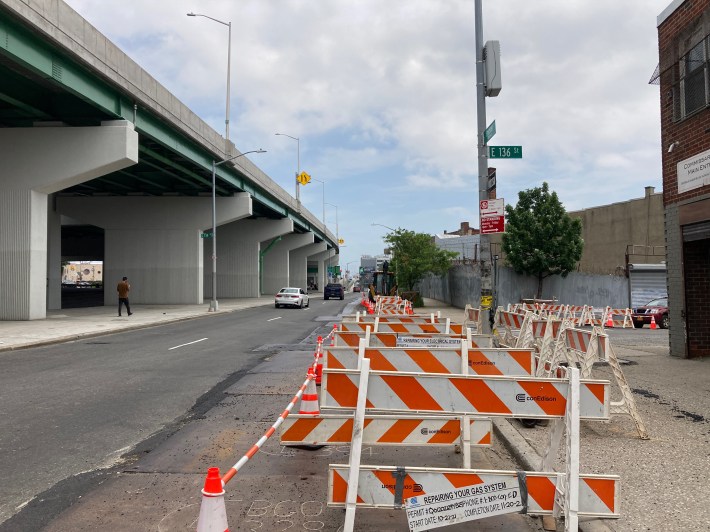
[325,202,339,245]
[311,177,326,226]
[275,133,300,206]
[187,12,231,148]
[371,223,395,232]
[208,149,266,312]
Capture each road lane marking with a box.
[169,338,208,350]
[268,317,282,321]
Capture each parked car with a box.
[632,297,669,329]
[352,284,361,293]
[324,283,345,300]
[275,287,309,309]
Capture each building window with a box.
[677,38,709,119]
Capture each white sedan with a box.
[275,287,310,309]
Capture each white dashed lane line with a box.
[168,338,208,350]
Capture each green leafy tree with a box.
[502,182,583,299]
[384,229,458,291]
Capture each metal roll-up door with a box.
[682,220,710,242]
[628,264,667,307]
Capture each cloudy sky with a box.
[64,0,671,273]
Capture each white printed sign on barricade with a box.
[334,331,494,349]
[405,478,523,531]
[327,464,620,518]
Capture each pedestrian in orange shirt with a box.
[117,276,133,317]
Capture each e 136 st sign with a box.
[488,146,522,159]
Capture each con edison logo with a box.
[421,428,452,435]
[516,394,557,403]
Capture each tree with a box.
[384,229,458,291]
[502,182,583,299]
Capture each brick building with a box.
[656,0,710,357]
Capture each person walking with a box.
[117,276,132,317]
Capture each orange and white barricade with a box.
[333,330,494,349]
[281,413,493,469]
[563,305,590,327]
[325,342,535,377]
[603,307,633,328]
[340,319,464,335]
[322,369,610,421]
[342,312,441,323]
[495,309,534,348]
[548,325,648,439]
[326,363,618,532]
[585,307,608,327]
[463,304,484,333]
[328,465,619,519]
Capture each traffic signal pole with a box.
[475,0,493,334]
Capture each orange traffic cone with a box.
[605,313,613,328]
[330,324,337,347]
[650,315,657,330]
[196,467,229,532]
[314,336,323,386]
[299,369,320,415]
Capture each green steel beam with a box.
[0,11,324,240]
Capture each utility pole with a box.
[475,0,493,334]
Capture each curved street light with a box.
[371,222,396,232]
[208,149,266,312]
[187,12,231,147]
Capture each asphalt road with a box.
[0,295,347,528]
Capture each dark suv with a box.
[324,283,344,300]
[632,297,669,329]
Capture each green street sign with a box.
[200,232,213,238]
[484,120,496,143]
[489,146,522,159]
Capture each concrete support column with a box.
[311,249,335,291]
[290,242,327,292]
[207,218,293,298]
[261,233,315,295]
[58,195,250,305]
[47,196,62,310]
[0,121,138,320]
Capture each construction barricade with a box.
[321,354,617,532]
[334,330,494,348]
[540,323,649,439]
[325,343,535,376]
[463,304,484,334]
[340,319,464,335]
[342,311,442,323]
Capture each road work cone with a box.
[330,324,337,347]
[314,336,323,386]
[196,467,229,532]
[650,315,658,330]
[299,369,320,415]
[605,313,614,328]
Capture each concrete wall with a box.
[418,264,630,309]
[567,187,665,275]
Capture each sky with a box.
[63,0,672,274]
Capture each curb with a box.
[492,419,615,532]
[0,301,273,353]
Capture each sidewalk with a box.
[0,297,276,353]
[422,298,710,532]
[2,297,708,531]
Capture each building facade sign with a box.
[677,148,710,193]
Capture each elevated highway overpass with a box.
[0,0,338,320]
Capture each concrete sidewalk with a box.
[2,297,708,531]
[0,297,276,353]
